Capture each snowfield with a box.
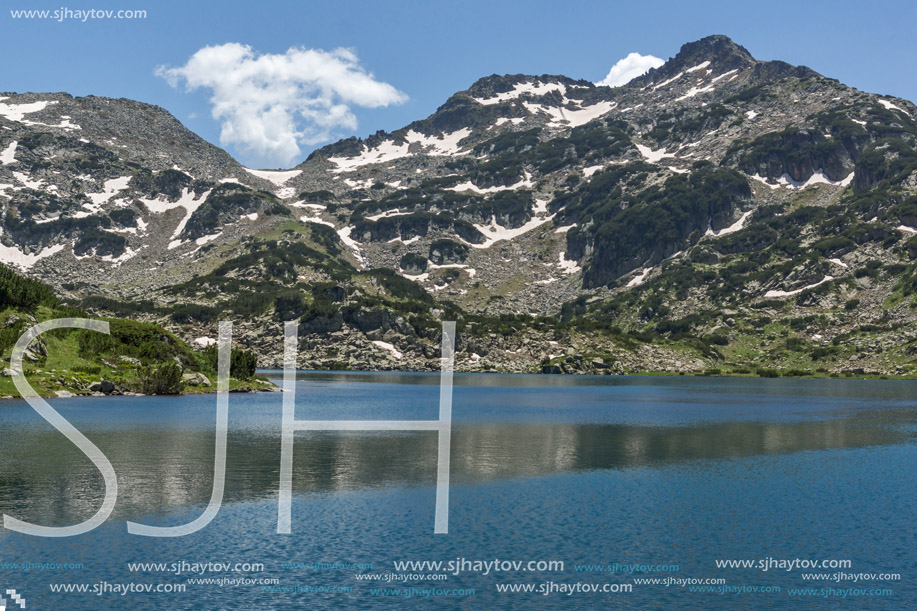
[466,199,554,249]
[635,143,674,163]
[764,276,835,298]
[0,141,18,165]
[0,99,53,122]
[749,169,853,190]
[878,99,907,114]
[447,171,534,194]
[626,268,651,287]
[328,128,471,172]
[705,210,753,237]
[0,242,65,269]
[473,81,567,105]
[243,168,302,185]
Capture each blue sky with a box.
[2,0,915,168]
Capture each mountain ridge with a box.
[3,35,917,378]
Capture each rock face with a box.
[4,35,917,376]
[428,239,469,265]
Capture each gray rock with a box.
[300,312,343,334]
[89,380,116,393]
[182,372,212,387]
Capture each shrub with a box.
[274,290,305,321]
[202,345,257,379]
[170,303,219,324]
[139,362,185,395]
[0,263,58,309]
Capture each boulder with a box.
[89,380,116,394]
[182,372,212,387]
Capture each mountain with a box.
[0,262,271,397]
[3,35,917,377]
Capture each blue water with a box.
[1,373,914,609]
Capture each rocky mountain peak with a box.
[6,35,917,378]
[631,35,757,88]
[671,34,756,69]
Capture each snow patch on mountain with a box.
[652,72,686,90]
[447,171,534,194]
[243,167,302,185]
[328,128,471,172]
[12,171,56,192]
[98,246,139,266]
[300,215,333,227]
[150,188,212,249]
[626,267,651,287]
[674,69,737,102]
[86,176,132,207]
[0,99,54,122]
[705,210,753,237]
[686,61,712,74]
[195,232,222,246]
[493,117,525,127]
[522,100,616,128]
[0,242,65,269]
[467,199,554,248]
[749,169,853,190]
[365,209,415,222]
[473,82,567,105]
[557,251,581,275]
[765,276,834,298]
[372,340,403,359]
[635,144,673,163]
[878,99,907,114]
[0,141,18,165]
[336,226,365,266]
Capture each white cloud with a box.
[596,52,665,87]
[156,43,408,167]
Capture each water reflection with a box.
[0,408,911,527]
